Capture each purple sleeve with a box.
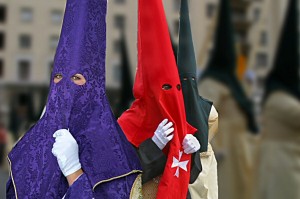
[64,174,93,199]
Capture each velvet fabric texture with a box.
[7,0,141,198]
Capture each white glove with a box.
[182,134,201,154]
[152,119,174,150]
[52,129,82,177]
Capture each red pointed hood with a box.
[118,1,196,197]
[118,0,195,148]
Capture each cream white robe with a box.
[189,105,219,199]
[255,91,300,199]
[198,78,258,199]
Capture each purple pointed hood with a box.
[7,0,141,198]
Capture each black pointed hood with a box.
[177,0,213,183]
[201,0,258,133]
[177,0,212,152]
[177,0,197,78]
[205,0,236,73]
[115,30,134,117]
[265,0,300,101]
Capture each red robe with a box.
[118,0,196,198]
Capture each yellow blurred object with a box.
[236,55,247,81]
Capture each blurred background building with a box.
[0,0,294,198]
[0,0,288,127]
[0,0,66,138]
[248,0,289,109]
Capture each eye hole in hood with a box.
[71,74,86,86]
[54,74,63,84]
[162,84,172,90]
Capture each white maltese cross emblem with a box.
[171,150,189,178]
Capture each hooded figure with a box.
[6,0,142,198]
[264,0,300,102]
[176,1,219,198]
[118,0,197,198]
[200,0,257,134]
[198,0,258,199]
[115,30,134,118]
[256,0,300,198]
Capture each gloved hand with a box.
[182,134,201,154]
[52,129,82,177]
[152,119,174,150]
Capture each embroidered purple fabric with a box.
[7,0,141,198]
[64,173,137,199]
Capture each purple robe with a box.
[6,0,142,198]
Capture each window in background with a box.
[0,59,3,78]
[114,15,125,29]
[253,8,260,23]
[259,31,268,46]
[49,61,54,71]
[20,8,33,23]
[113,39,121,53]
[235,33,244,43]
[19,34,32,49]
[173,0,180,12]
[232,10,245,22]
[49,61,54,77]
[0,32,5,50]
[206,3,216,18]
[173,20,179,36]
[114,0,126,4]
[50,35,59,50]
[0,5,7,23]
[113,63,121,83]
[18,60,31,81]
[255,53,268,68]
[257,76,265,89]
[51,10,63,24]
